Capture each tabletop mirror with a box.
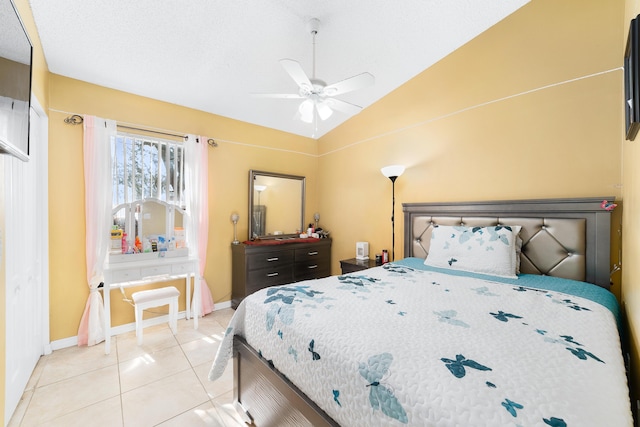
[249,170,305,240]
[111,198,186,256]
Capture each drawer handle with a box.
[307,265,318,269]
[267,272,279,277]
[266,257,279,262]
[308,251,318,256]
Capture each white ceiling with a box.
[28,0,529,139]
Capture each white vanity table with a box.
[102,252,200,354]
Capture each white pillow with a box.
[424,225,521,278]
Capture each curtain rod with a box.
[63,114,218,147]
[118,124,186,140]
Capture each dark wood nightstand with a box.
[339,258,379,274]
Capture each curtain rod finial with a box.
[64,114,83,125]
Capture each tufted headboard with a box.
[403,197,613,289]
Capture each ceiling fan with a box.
[254,18,375,125]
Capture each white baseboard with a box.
[215,300,231,310]
[49,301,233,352]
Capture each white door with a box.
[4,99,49,425]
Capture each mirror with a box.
[249,170,305,240]
[111,198,186,254]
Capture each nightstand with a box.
[339,258,379,274]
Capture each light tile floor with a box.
[8,308,246,427]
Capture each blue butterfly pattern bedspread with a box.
[209,258,632,426]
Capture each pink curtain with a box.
[185,135,214,315]
[197,135,214,315]
[77,116,116,346]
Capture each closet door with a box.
[4,100,49,424]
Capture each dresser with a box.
[231,238,332,308]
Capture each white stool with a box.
[131,286,180,345]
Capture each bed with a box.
[209,197,633,426]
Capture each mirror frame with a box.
[249,170,305,240]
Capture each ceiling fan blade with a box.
[324,72,375,96]
[325,98,363,115]
[252,93,304,99]
[280,59,313,90]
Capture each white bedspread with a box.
[210,261,632,426]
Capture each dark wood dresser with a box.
[231,238,332,308]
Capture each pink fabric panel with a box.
[198,136,214,315]
[77,115,110,346]
[77,288,92,346]
[78,116,99,346]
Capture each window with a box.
[112,133,185,208]
[110,133,187,253]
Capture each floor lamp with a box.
[380,165,405,261]
[254,185,266,237]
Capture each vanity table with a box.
[102,253,200,354]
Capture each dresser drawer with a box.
[247,250,293,271]
[247,266,293,292]
[294,245,330,262]
[294,262,330,281]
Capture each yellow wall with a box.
[319,0,623,272]
[4,0,637,422]
[47,74,318,339]
[318,0,634,407]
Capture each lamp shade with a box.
[316,101,333,121]
[230,213,239,223]
[299,99,314,123]
[254,185,267,192]
[380,165,405,179]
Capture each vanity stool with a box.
[131,286,180,345]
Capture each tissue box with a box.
[356,242,369,260]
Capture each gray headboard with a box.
[403,197,613,289]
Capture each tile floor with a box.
[8,308,246,427]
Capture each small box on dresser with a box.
[231,238,332,309]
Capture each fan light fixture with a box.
[253,18,374,128]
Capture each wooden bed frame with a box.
[232,197,614,425]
